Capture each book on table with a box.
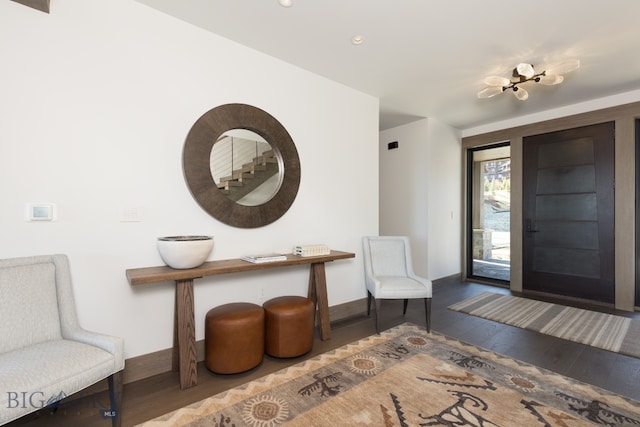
[293,244,330,257]
[241,253,287,263]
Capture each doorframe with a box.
[462,102,638,311]
[465,141,511,285]
[636,119,640,308]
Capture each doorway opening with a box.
[467,142,511,284]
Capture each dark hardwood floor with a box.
[8,278,640,427]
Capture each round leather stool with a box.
[263,296,315,358]
[205,302,264,374]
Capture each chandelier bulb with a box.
[516,63,535,78]
[514,86,529,100]
[483,76,511,87]
[477,86,505,98]
[538,74,564,85]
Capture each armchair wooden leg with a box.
[374,298,382,334]
[402,299,408,315]
[108,370,123,427]
[367,291,372,316]
[424,298,432,333]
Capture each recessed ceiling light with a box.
[278,0,293,7]
[351,35,365,45]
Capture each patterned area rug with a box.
[138,324,640,426]
[448,291,640,359]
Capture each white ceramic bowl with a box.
[157,235,214,269]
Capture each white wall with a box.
[378,120,429,276]
[0,0,379,358]
[425,118,462,279]
[378,118,461,280]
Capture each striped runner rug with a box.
[448,291,640,358]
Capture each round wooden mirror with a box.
[183,103,301,228]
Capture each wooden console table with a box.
[126,250,355,389]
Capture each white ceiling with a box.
[134,0,640,131]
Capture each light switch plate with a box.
[120,206,143,222]
[26,203,56,221]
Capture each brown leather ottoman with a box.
[205,302,264,374]
[263,296,315,358]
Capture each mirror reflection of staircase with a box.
[217,149,279,202]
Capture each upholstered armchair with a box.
[0,254,124,426]
[362,236,432,333]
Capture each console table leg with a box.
[175,279,198,389]
[310,262,331,340]
[172,292,179,373]
[307,268,317,324]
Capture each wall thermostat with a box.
[26,203,56,221]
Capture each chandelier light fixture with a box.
[478,59,580,101]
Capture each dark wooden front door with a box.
[522,122,615,303]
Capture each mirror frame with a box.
[183,103,301,228]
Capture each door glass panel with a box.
[468,143,511,283]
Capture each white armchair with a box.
[0,254,124,426]
[362,236,432,333]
